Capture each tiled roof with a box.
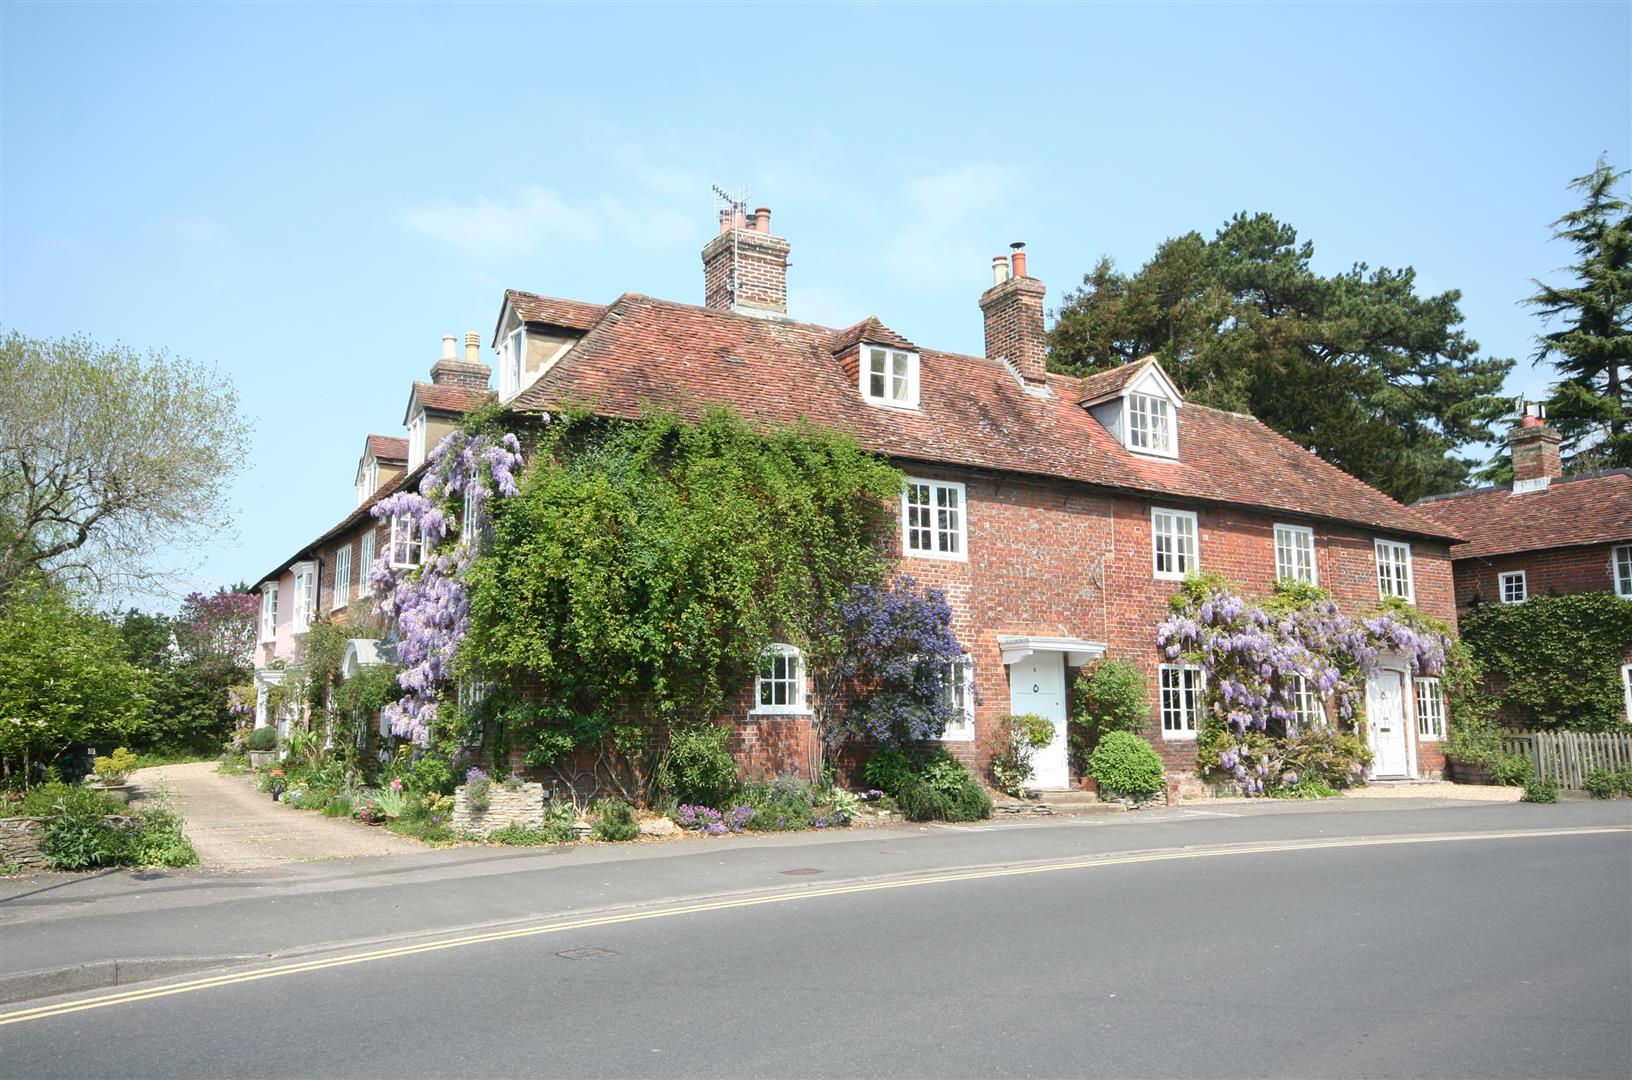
[1077,359,1155,406]
[412,381,495,416]
[1412,470,1632,560]
[829,317,918,355]
[510,293,1460,541]
[366,435,408,464]
[505,290,606,333]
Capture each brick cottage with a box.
[470,207,1463,790]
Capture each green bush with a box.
[1618,766,1632,796]
[863,748,915,797]
[1521,776,1559,804]
[990,713,1057,796]
[246,726,278,752]
[1280,729,1372,790]
[898,771,991,822]
[1584,768,1618,799]
[323,797,353,818]
[1492,754,1534,787]
[1072,659,1150,742]
[14,781,121,818]
[41,798,130,869]
[489,821,572,845]
[1088,732,1165,799]
[1460,593,1632,732]
[127,803,197,867]
[590,798,639,842]
[663,723,738,807]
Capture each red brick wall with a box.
[1450,544,1625,610]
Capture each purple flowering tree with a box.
[1157,575,1452,795]
[810,576,968,757]
[368,428,526,743]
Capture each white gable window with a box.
[259,583,278,643]
[1614,545,1632,599]
[903,479,966,560]
[291,562,316,634]
[1499,571,1527,605]
[939,655,975,742]
[1375,539,1414,601]
[407,410,428,470]
[1415,677,1445,740]
[1274,524,1317,585]
[360,530,376,593]
[1152,507,1199,579]
[388,515,423,569]
[861,346,919,409]
[1623,664,1632,722]
[500,326,528,399]
[1288,675,1324,733]
[332,545,352,610]
[355,458,377,507]
[1160,664,1204,739]
[753,644,808,715]
[1127,392,1174,456]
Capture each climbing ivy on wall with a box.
[1460,592,1632,732]
[461,407,905,771]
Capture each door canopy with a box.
[996,635,1107,668]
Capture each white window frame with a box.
[332,545,352,610]
[1375,539,1414,601]
[388,515,423,570]
[752,643,809,715]
[1623,663,1632,723]
[1126,391,1176,458]
[1498,570,1527,605]
[1288,674,1324,733]
[939,655,975,742]
[859,346,919,409]
[1273,523,1318,585]
[1614,545,1632,599]
[360,530,376,589]
[259,583,278,643]
[1415,677,1445,740]
[407,410,428,470]
[1152,507,1199,580]
[1159,664,1204,740]
[500,326,528,399]
[356,458,377,508]
[290,562,316,634]
[902,478,967,561]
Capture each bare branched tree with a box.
[0,328,251,602]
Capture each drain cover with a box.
[781,867,822,876]
[557,947,617,960]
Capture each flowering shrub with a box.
[1158,575,1453,795]
[463,767,492,812]
[369,428,525,743]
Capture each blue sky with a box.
[4,1,1628,609]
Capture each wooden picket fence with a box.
[1502,730,1632,789]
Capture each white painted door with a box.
[1366,671,1409,778]
[1009,651,1068,791]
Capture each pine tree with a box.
[1527,157,1632,472]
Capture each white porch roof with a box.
[996,635,1107,667]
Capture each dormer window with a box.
[500,327,527,399]
[862,346,919,409]
[406,410,427,469]
[1128,392,1174,456]
[355,457,378,507]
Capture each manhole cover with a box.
[781,867,822,876]
[556,947,617,960]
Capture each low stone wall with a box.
[0,815,135,870]
[452,782,546,837]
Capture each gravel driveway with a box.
[129,761,422,869]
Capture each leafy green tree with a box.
[0,581,148,777]
[1049,213,1514,503]
[1526,157,1631,473]
[0,329,250,601]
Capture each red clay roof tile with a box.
[505,290,606,333]
[365,435,408,464]
[1412,470,1632,560]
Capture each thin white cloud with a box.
[400,187,693,260]
[884,162,1023,283]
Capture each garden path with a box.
[128,762,421,869]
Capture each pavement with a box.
[2,798,1628,1078]
[128,761,421,868]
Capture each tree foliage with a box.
[112,588,257,755]
[1460,592,1632,732]
[1048,213,1514,503]
[1526,157,1632,473]
[463,408,902,768]
[0,328,251,601]
[0,581,147,776]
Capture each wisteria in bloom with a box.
[1157,580,1454,795]
[368,429,527,742]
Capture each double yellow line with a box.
[2,825,1625,1028]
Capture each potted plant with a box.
[355,796,385,825]
[89,747,139,803]
[247,726,280,768]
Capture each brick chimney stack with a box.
[1509,411,1562,485]
[430,330,492,390]
[980,243,1048,385]
[702,205,791,318]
